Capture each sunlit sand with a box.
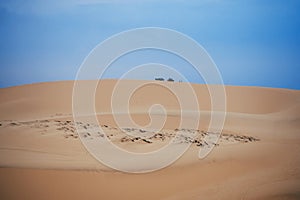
[0,79,299,199]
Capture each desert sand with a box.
[0,79,299,199]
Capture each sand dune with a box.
[0,80,299,199]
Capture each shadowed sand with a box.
[0,80,299,199]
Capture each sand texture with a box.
[0,80,299,199]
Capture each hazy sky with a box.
[0,0,299,89]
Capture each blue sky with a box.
[0,0,299,89]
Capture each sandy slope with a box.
[0,80,299,199]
